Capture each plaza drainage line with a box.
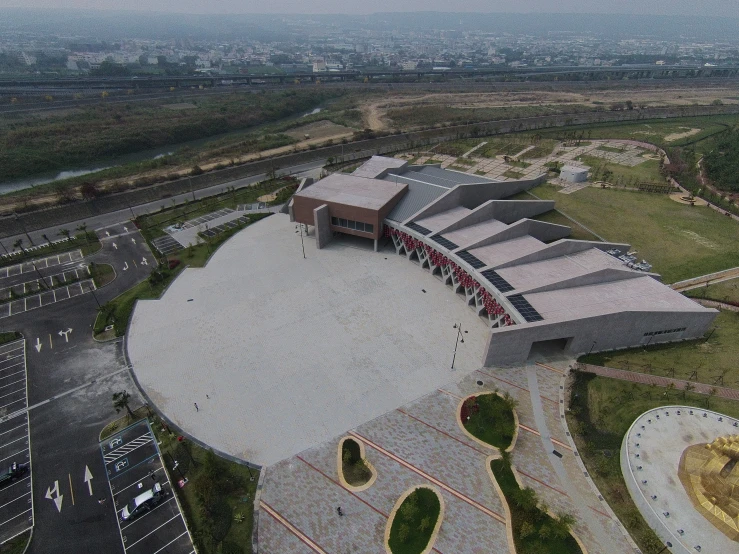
[259,500,328,554]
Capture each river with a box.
[0,107,322,195]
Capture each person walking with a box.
[194,402,199,412]
[336,506,343,516]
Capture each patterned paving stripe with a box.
[551,438,572,451]
[259,500,328,554]
[535,362,565,375]
[295,455,389,518]
[396,409,489,456]
[476,369,559,405]
[349,432,505,524]
[516,470,569,497]
[437,388,463,400]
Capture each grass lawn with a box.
[531,209,601,242]
[0,332,21,346]
[491,458,580,554]
[152,420,259,554]
[579,309,739,388]
[462,393,516,450]
[341,438,372,486]
[528,184,739,283]
[0,530,30,554]
[90,262,115,288]
[567,372,739,554]
[519,139,559,159]
[95,213,271,337]
[388,487,440,554]
[685,277,739,304]
[503,169,525,179]
[576,155,662,184]
[100,405,151,440]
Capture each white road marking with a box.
[44,481,63,513]
[124,513,182,550]
[113,243,118,250]
[33,339,41,353]
[151,530,189,554]
[123,262,128,271]
[84,466,93,496]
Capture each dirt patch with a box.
[257,193,277,202]
[162,103,198,110]
[664,128,701,142]
[284,120,354,140]
[669,192,708,206]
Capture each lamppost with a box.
[588,340,597,355]
[451,323,465,370]
[14,213,34,246]
[31,263,51,291]
[295,224,306,259]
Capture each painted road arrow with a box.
[84,466,93,496]
[58,328,73,343]
[131,237,136,244]
[122,262,128,271]
[141,258,148,266]
[112,243,118,250]
[34,338,42,353]
[45,481,63,513]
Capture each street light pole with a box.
[31,263,51,291]
[299,224,306,259]
[451,323,464,370]
[14,213,34,246]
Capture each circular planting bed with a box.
[338,437,376,491]
[386,486,444,554]
[459,392,518,451]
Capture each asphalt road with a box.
[0,226,154,553]
[0,160,324,253]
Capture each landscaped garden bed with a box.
[386,486,443,554]
[338,437,375,489]
[490,455,581,554]
[460,392,517,451]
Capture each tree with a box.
[112,390,134,418]
[519,520,536,539]
[77,223,89,244]
[42,234,52,246]
[58,228,71,240]
[12,239,25,253]
[512,486,538,512]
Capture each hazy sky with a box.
[0,0,737,17]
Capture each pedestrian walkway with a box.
[670,266,739,291]
[576,363,739,401]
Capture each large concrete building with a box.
[292,156,717,365]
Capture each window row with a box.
[331,217,373,233]
[643,327,686,337]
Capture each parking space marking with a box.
[0,279,97,320]
[151,236,182,256]
[101,420,194,554]
[0,250,82,279]
[152,531,190,554]
[0,339,32,544]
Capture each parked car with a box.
[120,482,166,521]
[0,462,29,488]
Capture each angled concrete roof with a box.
[351,155,408,179]
[294,173,407,210]
[524,275,707,323]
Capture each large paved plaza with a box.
[128,213,488,465]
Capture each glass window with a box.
[339,218,347,227]
[348,220,356,230]
[366,224,373,233]
[331,217,338,225]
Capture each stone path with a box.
[258,361,636,554]
[577,363,739,401]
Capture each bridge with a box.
[1,65,738,92]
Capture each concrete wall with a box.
[436,200,554,236]
[512,267,644,295]
[461,219,570,251]
[404,175,546,225]
[483,309,717,366]
[493,239,631,269]
[313,205,332,249]
[4,104,738,238]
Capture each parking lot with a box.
[0,279,96,320]
[101,420,194,554]
[0,250,84,279]
[0,339,33,545]
[150,235,182,257]
[0,268,90,301]
[199,214,254,239]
